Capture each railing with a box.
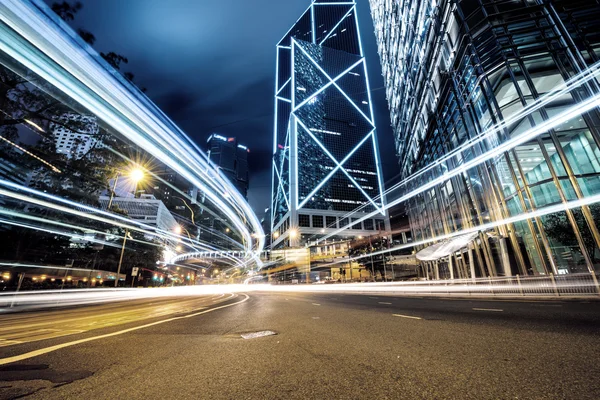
[339,272,600,298]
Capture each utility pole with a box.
[115,228,129,287]
[369,235,375,281]
[10,273,25,308]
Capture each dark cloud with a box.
[56,0,398,214]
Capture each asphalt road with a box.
[1,291,599,399]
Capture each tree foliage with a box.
[543,206,600,264]
[51,1,82,22]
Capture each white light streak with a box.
[0,1,264,265]
[318,89,600,242]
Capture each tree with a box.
[51,1,82,21]
[543,207,600,268]
[51,1,143,88]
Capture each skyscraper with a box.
[271,0,386,249]
[206,134,249,199]
[370,0,600,278]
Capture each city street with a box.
[1,292,599,399]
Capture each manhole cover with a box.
[240,330,277,339]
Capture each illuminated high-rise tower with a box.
[271,0,386,248]
[369,0,600,278]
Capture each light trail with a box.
[307,59,600,241]
[0,180,245,261]
[316,88,600,243]
[0,1,264,264]
[0,262,117,273]
[387,58,600,193]
[319,190,600,268]
[0,134,61,172]
[1,273,597,312]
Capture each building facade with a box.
[206,134,249,199]
[99,194,178,234]
[272,0,387,249]
[51,113,100,159]
[370,0,600,277]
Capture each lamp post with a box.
[115,229,130,287]
[107,166,145,210]
[107,173,120,210]
[112,166,145,287]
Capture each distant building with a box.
[99,194,178,233]
[196,135,250,248]
[148,163,195,216]
[51,113,100,159]
[206,134,249,199]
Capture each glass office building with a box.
[271,0,387,249]
[370,0,600,277]
[206,135,250,199]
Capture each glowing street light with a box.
[107,164,146,210]
[129,168,144,183]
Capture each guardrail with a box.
[334,272,600,298]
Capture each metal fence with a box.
[366,272,600,298]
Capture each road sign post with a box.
[131,267,139,287]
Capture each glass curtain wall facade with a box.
[370,0,600,277]
[272,0,386,249]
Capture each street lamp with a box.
[115,229,132,287]
[173,224,195,244]
[130,168,144,183]
[111,165,145,287]
[107,165,146,210]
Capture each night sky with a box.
[53,0,398,219]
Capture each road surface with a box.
[1,291,599,399]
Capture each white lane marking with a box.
[472,308,503,312]
[378,302,392,305]
[212,293,235,303]
[393,314,422,320]
[312,303,321,306]
[0,294,247,366]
